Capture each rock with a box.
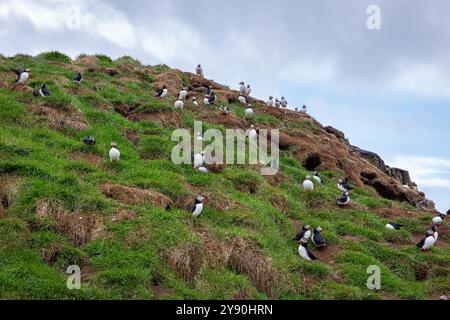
[324,126,347,141]
[351,145,387,172]
[386,166,412,186]
[101,183,173,209]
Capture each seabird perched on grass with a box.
[155,85,168,98]
[248,125,257,140]
[337,191,350,206]
[39,83,51,97]
[109,142,120,162]
[178,87,188,100]
[338,179,353,192]
[74,73,83,83]
[83,136,96,145]
[208,91,217,104]
[13,67,31,84]
[174,100,184,109]
[311,227,326,248]
[300,105,307,113]
[192,97,199,107]
[196,64,204,77]
[417,229,437,251]
[190,195,206,217]
[298,238,317,261]
[432,212,447,226]
[266,96,274,107]
[220,105,229,115]
[303,176,314,192]
[280,96,288,108]
[292,224,311,241]
[245,104,254,119]
[385,222,403,230]
[312,171,321,184]
[238,95,247,105]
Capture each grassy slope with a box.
[0,52,448,300]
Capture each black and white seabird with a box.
[312,171,321,184]
[14,67,31,84]
[196,64,204,77]
[300,105,307,113]
[205,85,213,95]
[385,222,403,230]
[74,73,83,83]
[298,238,317,261]
[266,96,274,107]
[280,96,288,108]
[39,83,51,97]
[155,85,168,98]
[337,179,353,192]
[178,87,188,100]
[245,104,254,119]
[220,105,229,115]
[192,97,199,107]
[274,98,281,108]
[292,224,311,241]
[83,136,96,145]
[337,191,350,206]
[311,227,326,248]
[432,212,447,226]
[239,81,246,96]
[303,176,314,192]
[189,195,206,217]
[417,229,437,251]
[109,142,120,162]
[208,91,217,104]
[245,84,251,97]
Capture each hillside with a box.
[0,52,448,300]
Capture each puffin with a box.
[198,167,209,173]
[196,64,204,77]
[203,95,211,105]
[245,105,254,119]
[292,224,311,241]
[266,96,274,107]
[109,142,120,162]
[417,229,437,251]
[155,85,168,98]
[245,84,252,97]
[238,95,247,105]
[192,97,199,107]
[303,176,314,192]
[39,83,51,97]
[311,227,326,248]
[74,73,83,83]
[248,125,257,140]
[239,81,246,95]
[205,85,213,95]
[300,105,307,113]
[274,98,281,108]
[298,238,317,261]
[337,191,350,206]
[295,107,299,112]
[193,151,205,169]
[312,171,321,184]
[280,96,288,108]
[83,136,96,145]
[220,105,229,115]
[174,100,184,109]
[190,195,206,218]
[14,67,31,84]
[178,87,188,100]
[432,212,447,226]
[385,222,403,230]
[337,179,353,192]
[208,91,217,104]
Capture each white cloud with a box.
[389,155,450,188]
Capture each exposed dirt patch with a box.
[376,207,421,219]
[263,172,289,186]
[269,194,290,214]
[197,111,247,129]
[54,212,103,247]
[100,183,173,209]
[164,244,205,283]
[0,175,24,214]
[152,285,176,299]
[314,245,342,264]
[70,152,103,165]
[29,104,88,131]
[111,208,137,223]
[154,70,185,95]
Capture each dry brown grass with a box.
[101,183,173,209]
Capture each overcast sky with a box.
[1,0,449,211]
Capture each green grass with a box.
[0,52,447,300]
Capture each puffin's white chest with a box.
[174,100,184,109]
[192,203,203,217]
[193,101,199,107]
[179,90,187,100]
[109,148,120,161]
[432,216,443,225]
[385,223,395,230]
[238,96,247,104]
[19,72,29,83]
[303,230,312,240]
[303,180,314,191]
[204,98,210,105]
[422,236,436,250]
[337,184,347,192]
[313,176,321,184]
[245,108,253,118]
[161,89,168,98]
[267,100,273,107]
[298,245,312,261]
